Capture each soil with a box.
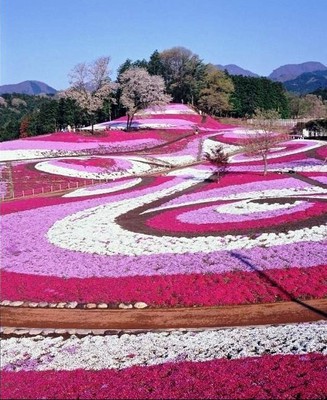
[2,299,326,331]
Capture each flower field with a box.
[1,103,326,398]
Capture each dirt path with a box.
[2,299,326,331]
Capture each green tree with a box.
[198,65,234,116]
[158,46,206,104]
[230,76,289,118]
[147,50,165,76]
[37,100,59,133]
[204,144,229,182]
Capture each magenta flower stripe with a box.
[2,353,326,399]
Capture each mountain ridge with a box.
[268,61,327,82]
[1,61,327,95]
[215,64,259,77]
[0,80,57,95]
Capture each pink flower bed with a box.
[2,263,326,305]
[103,106,233,132]
[26,130,166,143]
[0,132,166,160]
[302,172,327,185]
[146,200,325,233]
[1,105,326,307]
[230,148,317,167]
[230,140,322,163]
[45,157,132,174]
[316,144,327,158]
[1,170,326,305]
[61,158,116,168]
[5,162,93,198]
[0,176,173,214]
[0,164,9,197]
[159,173,299,207]
[141,103,197,114]
[2,353,326,399]
[212,129,248,145]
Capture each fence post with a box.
[22,190,25,197]
[59,183,62,191]
[32,189,35,196]
[50,185,53,192]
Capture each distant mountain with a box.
[283,70,327,94]
[0,80,57,95]
[215,64,259,77]
[268,62,327,82]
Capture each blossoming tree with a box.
[119,67,171,131]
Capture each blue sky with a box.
[1,0,327,90]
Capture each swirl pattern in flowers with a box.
[1,104,326,306]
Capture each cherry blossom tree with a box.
[119,67,171,131]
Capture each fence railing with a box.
[1,178,111,202]
[247,118,312,127]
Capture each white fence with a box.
[1,178,110,201]
[247,118,311,127]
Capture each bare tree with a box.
[243,109,287,175]
[288,93,327,119]
[60,56,117,133]
[204,144,229,182]
[119,67,171,131]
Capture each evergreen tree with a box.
[230,75,289,118]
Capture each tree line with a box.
[1,46,327,141]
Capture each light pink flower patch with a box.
[146,199,326,233]
[43,157,132,174]
[230,140,323,162]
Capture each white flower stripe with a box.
[1,322,325,372]
[63,178,142,198]
[47,179,327,256]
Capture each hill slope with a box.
[283,70,327,94]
